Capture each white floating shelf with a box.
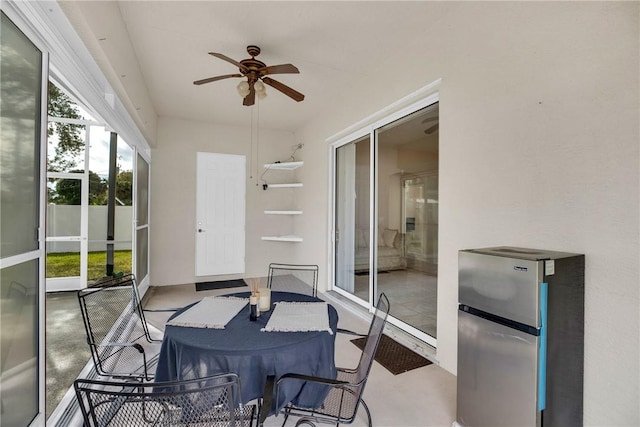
[267,183,303,188]
[264,210,302,215]
[263,161,303,170]
[261,235,303,242]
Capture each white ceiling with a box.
[61,1,443,137]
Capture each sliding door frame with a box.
[45,116,102,292]
[328,81,440,347]
[134,149,151,295]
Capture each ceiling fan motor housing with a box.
[246,45,261,57]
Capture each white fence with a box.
[47,205,133,252]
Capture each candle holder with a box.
[259,288,271,312]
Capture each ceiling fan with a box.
[193,45,304,106]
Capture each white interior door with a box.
[196,152,245,276]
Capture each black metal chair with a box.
[77,274,161,381]
[275,293,390,427]
[267,263,319,297]
[74,373,256,426]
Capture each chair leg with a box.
[360,398,372,427]
[249,404,258,427]
[281,408,290,427]
[260,375,275,426]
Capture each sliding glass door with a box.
[46,93,137,290]
[332,99,439,346]
[335,135,370,303]
[1,10,47,425]
[135,153,150,288]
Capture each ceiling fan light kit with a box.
[254,80,267,99]
[194,45,304,106]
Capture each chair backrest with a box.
[74,373,251,426]
[77,274,155,379]
[317,293,390,424]
[267,263,319,297]
[354,292,391,391]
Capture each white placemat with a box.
[261,301,332,334]
[167,296,248,329]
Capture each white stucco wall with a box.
[292,3,638,426]
[151,117,299,286]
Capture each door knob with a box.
[198,229,205,233]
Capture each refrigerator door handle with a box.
[538,281,548,411]
[458,304,540,336]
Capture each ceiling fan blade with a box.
[260,64,300,76]
[424,123,439,134]
[262,77,304,102]
[193,74,242,85]
[243,86,256,106]
[209,52,249,73]
[422,117,438,124]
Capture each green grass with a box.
[46,250,132,280]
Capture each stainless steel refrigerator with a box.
[457,247,584,427]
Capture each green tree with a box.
[52,170,107,205]
[116,171,133,206]
[47,82,85,172]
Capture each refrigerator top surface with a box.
[462,246,581,261]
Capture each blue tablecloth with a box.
[154,291,338,412]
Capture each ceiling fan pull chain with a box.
[249,107,254,180]
[256,102,261,186]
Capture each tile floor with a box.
[354,269,438,338]
[143,283,456,427]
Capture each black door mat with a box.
[195,279,248,292]
[351,334,432,375]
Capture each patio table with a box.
[154,291,338,415]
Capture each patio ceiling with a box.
[59,1,447,140]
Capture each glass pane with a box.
[47,82,87,173]
[136,227,148,282]
[405,175,439,266]
[46,241,80,278]
[375,102,439,338]
[136,154,149,226]
[116,138,134,206]
[86,250,133,283]
[86,128,134,283]
[335,135,370,303]
[47,122,86,173]
[47,177,82,237]
[1,13,43,425]
[0,12,42,258]
[115,138,133,275]
[1,260,39,427]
